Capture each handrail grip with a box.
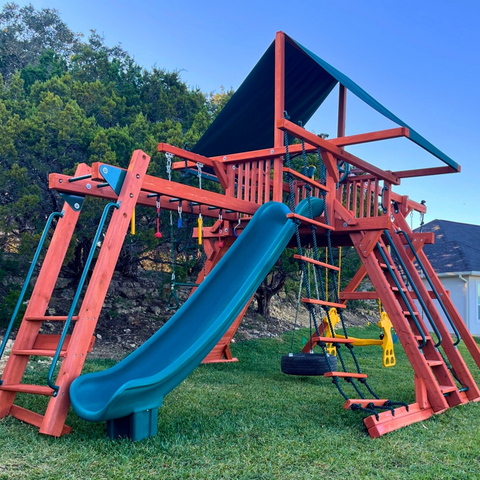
[0,211,64,382]
[383,231,442,347]
[376,241,427,349]
[396,230,461,346]
[46,202,120,395]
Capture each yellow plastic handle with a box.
[198,216,203,245]
[130,207,135,235]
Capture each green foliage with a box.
[0,2,233,290]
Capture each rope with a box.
[289,271,304,354]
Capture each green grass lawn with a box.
[1,325,480,480]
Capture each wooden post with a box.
[273,31,285,202]
[337,84,346,138]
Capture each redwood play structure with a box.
[1,32,480,440]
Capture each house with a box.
[416,219,480,335]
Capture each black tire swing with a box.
[281,268,337,376]
[281,352,336,376]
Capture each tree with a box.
[0,3,78,81]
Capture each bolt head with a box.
[102,167,108,174]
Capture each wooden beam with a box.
[398,232,434,246]
[277,118,400,185]
[334,199,358,226]
[393,165,459,178]
[337,84,346,138]
[364,403,434,439]
[351,164,457,181]
[211,159,229,191]
[334,215,391,232]
[210,128,410,165]
[340,291,379,300]
[321,150,340,184]
[96,162,257,215]
[390,192,427,214]
[138,174,259,215]
[157,143,215,169]
[49,174,246,219]
[273,31,286,202]
[331,127,409,147]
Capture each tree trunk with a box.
[254,268,287,319]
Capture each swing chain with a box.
[165,153,173,181]
[197,162,204,190]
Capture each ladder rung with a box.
[344,399,389,409]
[286,213,335,231]
[12,349,66,358]
[282,168,329,192]
[414,335,432,342]
[439,385,457,395]
[403,311,418,316]
[301,298,347,309]
[324,372,368,379]
[426,360,444,367]
[24,316,79,322]
[293,255,340,271]
[312,336,355,344]
[391,287,407,293]
[379,263,396,270]
[0,384,54,396]
[339,292,378,300]
[9,405,72,435]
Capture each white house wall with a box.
[418,274,480,336]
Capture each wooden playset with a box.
[1,31,480,439]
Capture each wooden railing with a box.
[337,176,390,219]
[224,160,272,205]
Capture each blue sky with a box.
[14,0,480,227]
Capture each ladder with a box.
[350,227,480,436]
[0,151,150,436]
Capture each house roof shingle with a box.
[415,219,480,274]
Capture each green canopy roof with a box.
[193,34,458,171]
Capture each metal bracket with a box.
[99,164,127,196]
[59,193,85,212]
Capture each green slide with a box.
[70,198,324,440]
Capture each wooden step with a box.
[392,289,450,300]
[324,372,368,379]
[9,405,71,435]
[286,213,335,231]
[312,336,355,344]
[24,316,79,322]
[403,311,419,316]
[293,254,340,271]
[35,334,95,352]
[379,263,396,270]
[12,349,66,357]
[415,335,432,342]
[426,360,444,367]
[344,399,388,409]
[339,291,378,300]
[301,298,347,309]
[282,168,329,192]
[0,384,54,396]
[439,385,457,395]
